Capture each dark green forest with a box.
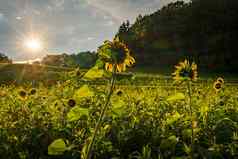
[116,0,238,72]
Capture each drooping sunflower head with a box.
[172,59,198,82]
[213,81,223,92]
[98,37,135,72]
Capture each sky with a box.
[0,0,177,61]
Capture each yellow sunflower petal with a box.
[117,64,122,72]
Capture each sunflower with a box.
[29,88,37,95]
[213,81,223,92]
[216,77,224,84]
[116,90,123,96]
[172,59,198,82]
[98,37,135,73]
[19,90,27,100]
[68,99,76,107]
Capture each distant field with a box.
[1,63,238,86]
[0,63,74,84]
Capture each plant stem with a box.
[85,66,116,159]
[187,81,194,158]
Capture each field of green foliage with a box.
[1,39,238,159]
[0,68,238,159]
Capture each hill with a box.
[116,0,238,72]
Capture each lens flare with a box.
[24,38,42,52]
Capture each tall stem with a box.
[85,66,116,159]
[187,81,194,158]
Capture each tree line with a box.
[0,53,12,63]
[116,0,238,72]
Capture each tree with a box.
[41,54,65,66]
[115,0,238,71]
[0,53,12,63]
[41,51,97,68]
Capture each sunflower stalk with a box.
[187,80,194,158]
[85,64,116,159]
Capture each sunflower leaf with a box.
[111,98,126,117]
[67,106,89,122]
[83,67,105,79]
[74,85,94,100]
[48,139,67,155]
[167,92,185,102]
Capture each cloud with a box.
[0,0,180,60]
[85,0,176,22]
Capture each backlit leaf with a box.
[48,139,67,155]
[67,106,89,122]
[74,85,94,100]
[83,67,105,79]
[167,92,185,102]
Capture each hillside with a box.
[116,0,238,72]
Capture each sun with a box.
[24,38,43,52]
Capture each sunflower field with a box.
[0,40,238,159]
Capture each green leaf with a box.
[166,111,181,125]
[74,85,94,100]
[182,129,192,140]
[160,135,178,150]
[214,118,236,144]
[83,67,105,79]
[67,106,89,122]
[48,139,67,155]
[95,59,105,68]
[111,98,126,117]
[167,92,185,102]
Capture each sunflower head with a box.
[29,88,37,95]
[98,37,135,73]
[213,81,223,92]
[116,90,123,96]
[68,99,76,107]
[172,59,198,82]
[19,90,27,100]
